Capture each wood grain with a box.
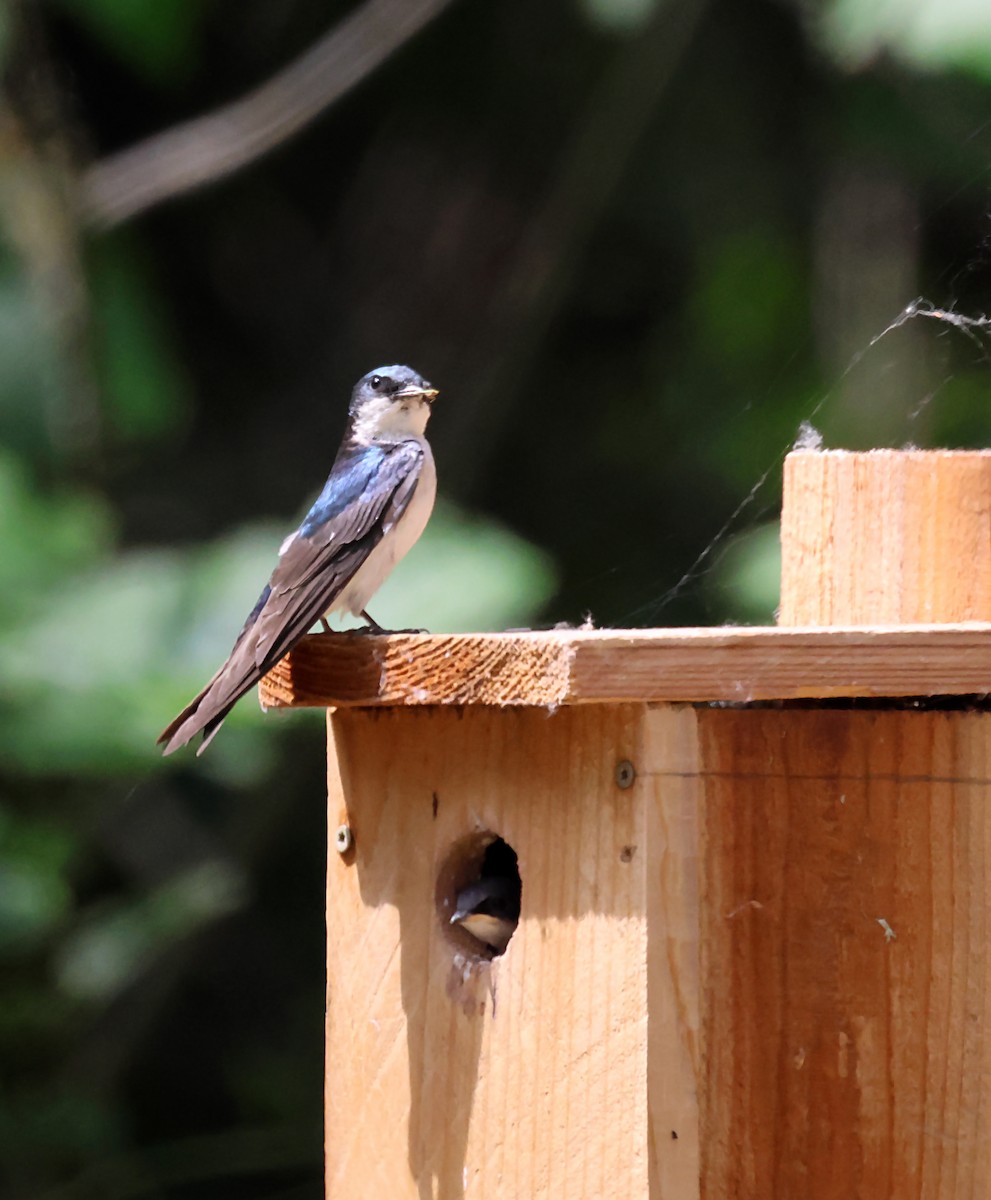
[323,702,991,1199]
[697,707,991,1199]
[644,706,701,1197]
[324,704,654,1199]
[781,450,991,625]
[260,624,991,710]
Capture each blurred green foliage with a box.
[2,0,991,1194]
[822,0,991,77]
[51,0,208,85]
[90,239,192,443]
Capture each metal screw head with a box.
[334,824,353,854]
[615,760,636,789]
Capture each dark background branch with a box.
[79,0,458,228]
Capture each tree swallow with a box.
[450,873,521,955]
[158,365,438,755]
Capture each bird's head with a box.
[450,874,521,955]
[349,365,438,444]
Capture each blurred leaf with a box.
[923,369,991,447]
[0,263,64,460]
[0,862,70,954]
[690,228,804,373]
[578,0,661,33]
[706,520,781,624]
[89,239,190,444]
[820,0,991,78]
[0,4,11,72]
[55,860,246,1001]
[0,805,74,954]
[0,450,112,620]
[0,1085,122,1175]
[0,534,268,775]
[0,983,74,1050]
[51,0,207,85]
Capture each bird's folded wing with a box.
[157,439,423,753]
[254,440,423,664]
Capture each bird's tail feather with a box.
[157,660,255,755]
[157,687,226,756]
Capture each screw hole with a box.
[615,759,636,789]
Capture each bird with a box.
[450,873,521,955]
[158,365,438,755]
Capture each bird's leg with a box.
[319,617,332,634]
[360,609,386,634]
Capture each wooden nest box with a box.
[261,449,991,1199]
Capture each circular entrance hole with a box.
[437,833,521,959]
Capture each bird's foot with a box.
[349,624,429,635]
[356,609,428,635]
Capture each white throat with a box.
[352,396,432,446]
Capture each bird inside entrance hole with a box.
[450,838,522,955]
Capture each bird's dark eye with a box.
[370,375,382,390]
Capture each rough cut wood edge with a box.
[258,623,991,709]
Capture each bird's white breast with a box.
[330,438,437,618]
